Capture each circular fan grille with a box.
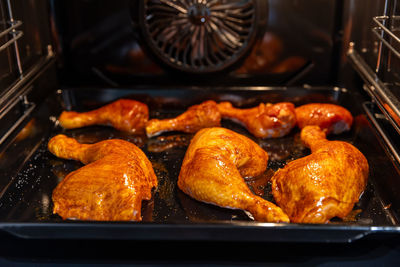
[141,0,258,73]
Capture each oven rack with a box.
[0,0,23,76]
[0,0,55,149]
[348,6,400,166]
[0,20,23,55]
[373,16,400,61]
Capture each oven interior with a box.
[0,0,400,243]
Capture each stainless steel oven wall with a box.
[51,0,341,87]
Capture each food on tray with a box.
[271,125,369,223]
[145,100,221,138]
[52,98,357,223]
[178,127,289,223]
[217,102,297,138]
[48,134,157,221]
[295,103,353,134]
[58,99,149,133]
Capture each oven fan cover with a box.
[135,0,266,74]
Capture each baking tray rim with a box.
[1,221,399,243]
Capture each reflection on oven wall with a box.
[339,0,385,80]
[50,0,344,87]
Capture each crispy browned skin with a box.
[178,127,289,223]
[271,126,368,223]
[295,103,353,134]
[58,99,149,133]
[217,102,296,138]
[48,134,157,221]
[145,100,221,138]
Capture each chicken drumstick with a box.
[178,127,289,223]
[48,134,157,221]
[145,100,221,138]
[217,102,296,138]
[271,126,368,223]
[58,99,149,133]
[295,103,353,134]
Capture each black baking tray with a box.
[0,86,400,243]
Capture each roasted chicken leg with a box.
[271,126,368,223]
[145,100,221,138]
[178,127,289,223]
[58,99,149,133]
[295,103,353,134]
[217,102,296,138]
[48,134,157,221]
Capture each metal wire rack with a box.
[0,0,23,76]
[0,0,55,148]
[373,15,400,65]
[347,0,400,165]
[367,14,400,133]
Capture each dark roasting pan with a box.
[0,86,399,243]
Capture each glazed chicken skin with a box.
[58,99,149,133]
[145,100,221,138]
[271,126,368,223]
[295,103,353,134]
[217,102,296,138]
[178,127,289,223]
[48,134,157,221]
